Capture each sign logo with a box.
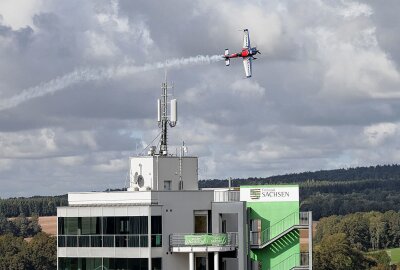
[250,189,261,200]
[240,186,299,202]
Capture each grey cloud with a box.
[0,0,400,197]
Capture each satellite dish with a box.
[137,175,144,188]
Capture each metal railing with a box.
[58,234,162,248]
[251,212,309,246]
[169,233,238,248]
[268,252,309,270]
[214,190,240,202]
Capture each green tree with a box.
[27,214,42,237]
[0,212,11,235]
[383,211,400,248]
[368,251,391,270]
[0,234,31,270]
[12,213,41,238]
[26,233,56,270]
[339,213,370,251]
[313,233,374,270]
[367,212,386,250]
[315,215,341,243]
[13,213,30,237]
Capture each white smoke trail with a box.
[0,54,223,111]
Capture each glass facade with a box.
[58,257,162,270]
[58,216,161,248]
[151,216,162,247]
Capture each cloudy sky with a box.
[0,0,399,197]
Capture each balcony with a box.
[169,233,238,253]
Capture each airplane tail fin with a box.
[224,49,230,66]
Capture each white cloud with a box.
[0,0,45,29]
[55,155,87,166]
[92,158,127,172]
[338,1,373,18]
[85,31,118,58]
[231,79,265,97]
[0,129,58,158]
[363,122,397,146]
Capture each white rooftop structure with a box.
[56,76,313,270]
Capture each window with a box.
[195,256,207,270]
[60,258,148,270]
[194,211,208,233]
[58,216,150,247]
[222,220,227,233]
[81,217,101,235]
[103,217,115,235]
[129,216,148,235]
[152,258,162,270]
[163,180,171,191]
[58,217,64,235]
[151,216,162,247]
[151,216,162,234]
[65,217,79,235]
[116,217,129,234]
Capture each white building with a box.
[57,80,312,270]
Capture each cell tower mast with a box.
[157,72,177,156]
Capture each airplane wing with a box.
[243,57,252,78]
[243,29,250,49]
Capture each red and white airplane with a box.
[223,29,261,78]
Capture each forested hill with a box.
[199,164,400,188]
[200,164,400,220]
[1,164,400,219]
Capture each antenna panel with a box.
[157,99,161,122]
[171,99,177,123]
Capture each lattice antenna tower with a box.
[157,70,177,156]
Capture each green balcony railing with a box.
[251,212,309,247]
[169,233,238,248]
[268,252,309,270]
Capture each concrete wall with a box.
[129,156,198,191]
[155,156,198,191]
[157,191,214,270]
[212,201,247,270]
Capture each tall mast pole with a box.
[157,70,177,156]
[160,78,168,155]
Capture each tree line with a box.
[316,211,400,252]
[0,195,67,218]
[1,164,400,219]
[314,210,400,269]
[199,164,400,220]
[199,164,400,187]
[314,233,392,270]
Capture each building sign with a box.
[184,234,228,246]
[240,186,299,202]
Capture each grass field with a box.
[38,216,57,236]
[386,248,400,265]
